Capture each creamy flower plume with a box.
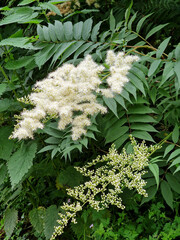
[11,51,139,140]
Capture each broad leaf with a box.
[4,208,18,237]
[44,205,59,239]
[29,207,45,234]
[8,142,37,188]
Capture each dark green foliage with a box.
[0,0,179,239]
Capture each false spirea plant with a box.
[10,51,139,141]
[50,136,160,239]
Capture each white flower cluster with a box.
[51,137,158,239]
[11,51,138,141]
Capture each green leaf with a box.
[174,165,180,174]
[29,207,45,234]
[45,137,60,144]
[82,18,93,40]
[174,60,180,87]
[103,96,118,118]
[0,164,7,185]
[125,0,133,26]
[5,56,33,70]
[64,21,73,41]
[136,13,153,33]
[114,94,127,110]
[131,123,158,132]
[172,124,179,144]
[18,0,35,5]
[51,42,75,65]
[114,134,129,149]
[109,10,115,31]
[168,149,180,162]
[42,126,63,138]
[159,62,174,87]
[129,115,157,123]
[0,127,14,160]
[156,37,171,58]
[132,130,155,142]
[120,89,132,103]
[44,205,59,239]
[74,42,93,60]
[105,126,129,144]
[124,82,137,99]
[0,83,7,96]
[4,208,18,237]
[48,23,57,42]
[166,173,180,194]
[128,105,154,114]
[141,185,157,204]
[38,145,57,154]
[0,37,37,49]
[35,44,59,68]
[160,180,173,209]
[128,72,146,96]
[8,142,37,188]
[37,25,44,41]
[149,163,159,188]
[54,20,65,41]
[56,166,83,188]
[163,144,175,157]
[60,41,84,64]
[74,21,83,40]
[0,7,34,26]
[168,157,180,169]
[40,2,61,16]
[128,12,137,30]
[145,23,169,39]
[175,43,180,61]
[148,59,162,77]
[91,21,102,42]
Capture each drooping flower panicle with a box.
[11,51,139,141]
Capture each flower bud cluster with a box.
[51,137,156,239]
[11,51,138,141]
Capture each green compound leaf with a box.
[4,208,18,238]
[160,180,174,210]
[29,207,46,234]
[7,142,37,188]
[44,205,59,239]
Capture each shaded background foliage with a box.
[0,0,180,239]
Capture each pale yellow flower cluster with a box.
[51,137,158,239]
[11,51,138,141]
